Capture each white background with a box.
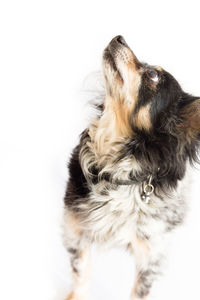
[1,0,200,299]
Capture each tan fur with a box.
[131,238,150,300]
[66,249,91,300]
[65,291,77,300]
[135,237,150,253]
[66,211,81,236]
[104,95,134,136]
[89,67,141,156]
[88,97,133,157]
[155,65,163,71]
[135,103,152,130]
[134,237,150,264]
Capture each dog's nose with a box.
[115,35,128,47]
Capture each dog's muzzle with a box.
[103,35,141,75]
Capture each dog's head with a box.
[102,36,200,142]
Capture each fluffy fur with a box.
[63,36,200,300]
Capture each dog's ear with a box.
[178,96,200,140]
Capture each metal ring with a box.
[144,184,154,195]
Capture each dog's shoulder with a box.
[64,130,90,208]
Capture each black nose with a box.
[115,35,128,47]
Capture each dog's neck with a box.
[80,128,189,198]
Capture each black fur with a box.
[64,141,90,208]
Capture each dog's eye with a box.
[147,70,159,83]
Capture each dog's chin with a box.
[102,36,140,88]
[103,48,120,75]
[102,49,124,92]
[102,36,130,80]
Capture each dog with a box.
[63,35,200,300]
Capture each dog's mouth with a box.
[103,35,141,82]
[103,47,119,74]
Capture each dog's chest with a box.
[85,181,187,246]
[86,184,137,244]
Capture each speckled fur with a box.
[63,36,200,300]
